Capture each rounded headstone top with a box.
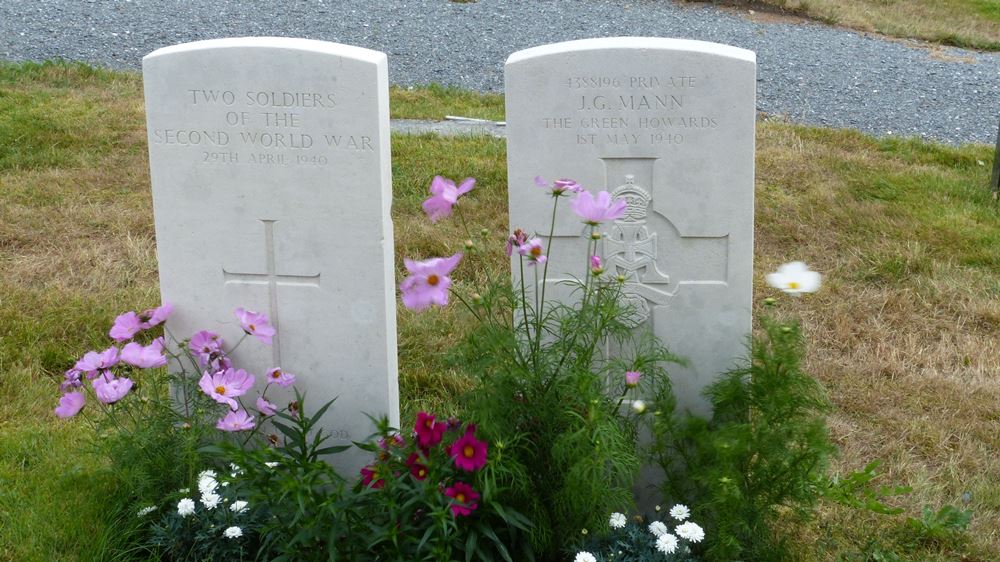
[143,37,387,65]
[505,37,756,66]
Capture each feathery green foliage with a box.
[651,315,835,561]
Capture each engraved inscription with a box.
[539,74,719,147]
[153,86,374,167]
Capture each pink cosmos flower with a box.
[198,368,255,410]
[414,411,447,448]
[109,311,143,341]
[92,375,134,404]
[60,368,83,391]
[54,391,85,418]
[234,308,276,344]
[139,302,173,329]
[571,190,627,225]
[449,426,488,472]
[517,238,547,267]
[591,255,604,275]
[76,346,121,379]
[216,409,256,432]
[264,368,295,387]
[625,370,641,387]
[399,253,462,311]
[189,330,228,369]
[421,176,475,222]
[535,176,584,196]
[378,434,406,450]
[444,482,479,517]
[256,396,277,417]
[505,229,528,257]
[121,337,168,369]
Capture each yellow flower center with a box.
[787,281,800,289]
[456,493,466,503]
[271,370,281,379]
[215,385,226,394]
[463,445,475,458]
[418,468,427,478]
[427,274,440,286]
[425,419,434,429]
[248,323,256,332]
[530,246,542,257]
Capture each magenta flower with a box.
[234,308,276,344]
[505,229,528,257]
[198,368,255,410]
[121,337,168,369]
[449,426,488,472]
[591,255,604,275]
[444,482,479,517]
[140,302,173,329]
[517,238,547,267]
[421,176,475,222]
[264,367,295,387]
[414,411,447,448]
[109,312,143,342]
[92,375,134,404]
[360,465,385,489]
[406,452,429,481]
[571,190,627,225]
[535,176,584,196]
[256,396,277,417]
[54,391,85,418]
[76,346,121,379]
[216,409,256,432]
[625,370,641,387]
[399,253,462,311]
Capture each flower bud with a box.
[590,231,602,240]
[581,528,588,535]
[631,400,647,414]
[480,228,490,236]
[764,297,777,306]
[471,293,483,304]
[464,239,474,249]
[781,326,793,334]
[616,274,626,283]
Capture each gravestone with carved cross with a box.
[506,39,756,503]
[143,38,398,475]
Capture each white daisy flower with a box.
[230,500,248,514]
[669,504,690,521]
[223,526,243,539]
[574,552,596,562]
[675,521,705,543]
[201,491,221,510]
[176,498,196,517]
[264,461,279,468]
[197,470,218,495]
[609,512,627,529]
[631,400,647,414]
[656,533,679,554]
[648,520,668,537]
[765,261,821,296]
[136,505,157,517]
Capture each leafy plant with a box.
[905,504,973,543]
[823,460,911,515]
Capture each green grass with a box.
[1,61,998,561]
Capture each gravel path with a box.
[1,0,997,145]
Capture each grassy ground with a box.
[691,0,1000,51]
[1,61,998,561]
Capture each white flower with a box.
[669,504,690,521]
[574,552,596,562]
[136,505,157,517]
[264,461,279,468]
[609,512,627,529]
[223,526,243,539]
[229,463,243,477]
[648,520,668,537]
[631,400,647,414]
[675,521,705,543]
[201,491,221,510]
[176,498,196,517]
[656,533,679,554]
[765,261,821,296]
[197,470,218,495]
[230,500,249,514]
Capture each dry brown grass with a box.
[1,62,997,560]
[702,0,1000,50]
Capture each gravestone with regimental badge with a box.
[143,38,398,474]
[506,37,756,419]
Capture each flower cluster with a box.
[359,411,489,518]
[580,505,704,561]
[53,303,173,418]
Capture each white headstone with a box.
[506,38,756,417]
[143,38,398,473]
